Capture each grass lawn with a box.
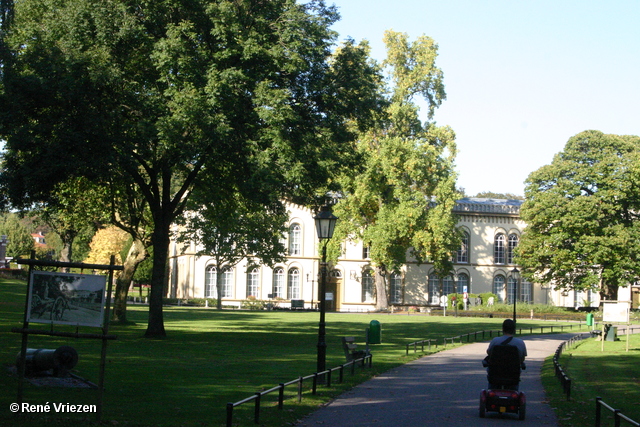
[542,332,640,427]
[1,277,587,426]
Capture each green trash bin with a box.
[586,312,594,327]
[368,320,381,344]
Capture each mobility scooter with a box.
[480,341,526,420]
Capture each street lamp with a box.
[511,267,520,326]
[314,205,338,379]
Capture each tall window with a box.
[246,267,259,297]
[428,274,440,304]
[457,273,469,294]
[205,265,216,298]
[493,275,505,302]
[521,280,532,303]
[494,233,506,264]
[221,267,233,298]
[443,276,454,295]
[288,223,301,255]
[272,268,285,298]
[287,268,300,300]
[457,231,469,263]
[361,269,374,302]
[507,275,517,303]
[507,234,519,264]
[389,272,402,304]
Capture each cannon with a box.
[17,346,79,377]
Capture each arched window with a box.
[287,268,300,300]
[443,276,454,295]
[428,274,440,304]
[361,269,374,302]
[205,265,217,298]
[494,233,506,264]
[493,275,505,302]
[246,267,259,297]
[457,273,469,294]
[389,272,402,304]
[288,223,301,255]
[272,268,285,298]
[221,267,233,298]
[457,231,469,263]
[507,275,517,304]
[507,234,519,264]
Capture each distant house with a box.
[167,198,602,311]
[32,232,46,246]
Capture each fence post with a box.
[615,409,622,427]
[327,369,332,387]
[278,383,285,410]
[312,373,318,395]
[226,402,234,427]
[595,396,602,427]
[339,364,344,383]
[254,392,261,424]
[297,377,303,403]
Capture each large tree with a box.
[0,0,381,336]
[518,130,640,302]
[330,31,460,310]
[178,188,288,309]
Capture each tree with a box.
[84,225,129,265]
[473,192,524,200]
[330,31,460,310]
[518,130,640,302]
[0,212,34,258]
[0,0,381,336]
[178,189,288,309]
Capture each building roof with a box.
[454,198,523,215]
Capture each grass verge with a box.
[541,332,640,427]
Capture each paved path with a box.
[297,333,580,427]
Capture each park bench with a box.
[341,336,369,362]
[290,299,304,310]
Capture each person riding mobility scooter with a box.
[480,319,527,420]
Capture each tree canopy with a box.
[330,30,460,310]
[0,0,382,336]
[518,130,640,301]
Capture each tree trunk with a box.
[112,238,148,323]
[145,222,171,338]
[216,260,223,310]
[374,266,388,311]
[58,230,76,273]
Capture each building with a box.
[167,198,599,310]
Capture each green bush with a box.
[241,296,266,310]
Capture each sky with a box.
[328,0,640,197]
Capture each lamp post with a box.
[511,267,520,326]
[313,205,338,380]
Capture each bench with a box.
[341,336,369,362]
[290,299,304,310]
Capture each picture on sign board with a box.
[27,271,107,327]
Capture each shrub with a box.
[241,295,266,310]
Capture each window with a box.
[205,265,217,298]
[493,275,505,302]
[428,274,440,304]
[494,233,506,264]
[361,269,374,302]
[272,268,285,298]
[457,273,469,294]
[287,268,300,300]
[443,276,454,295]
[507,234,519,264]
[457,231,469,263]
[521,280,532,304]
[288,223,301,255]
[246,267,259,297]
[362,245,371,259]
[507,276,517,304]
[389,272,402,304]
[221,267,233,298]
